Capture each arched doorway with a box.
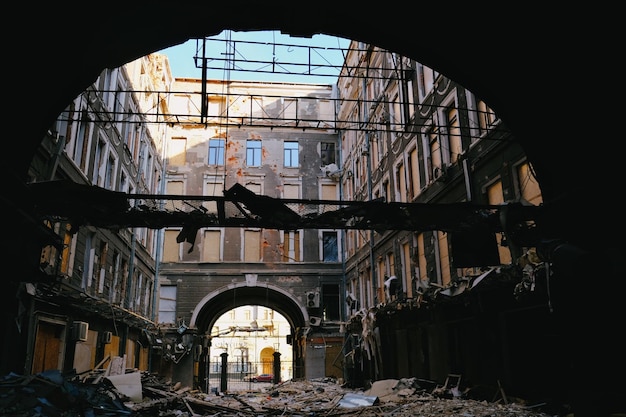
[184,284,308,391]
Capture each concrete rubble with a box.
[0,370,558,416]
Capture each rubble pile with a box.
[0,370,131,416]
[0,370,556,416]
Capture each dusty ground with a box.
[1,371,561,416]
[132,377,558,416]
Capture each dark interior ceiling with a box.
[3,3,624,407]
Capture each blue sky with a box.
[158,30,350,84]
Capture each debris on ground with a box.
[0,370,558,416]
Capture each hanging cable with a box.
[201,37,208,124]
[220,30,233,194]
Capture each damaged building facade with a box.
[3,6,624,415]
[22,54,173,377]
[157,76,345,389]
[336,42,555,402]
[12,35,567,408]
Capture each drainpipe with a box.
[151,194,164,319]
[362,64,376,305]
[125,142,146,315]
[152,129,169,323]
[124,138,157,362]
[332,83,348,325]
[333,81,351,384]
[366,137,376,303]
[148,140,168,372]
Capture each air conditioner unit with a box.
[306,291,320,308]
[309,316,322,326]
[101,331,113,344]
[73,321,89,342]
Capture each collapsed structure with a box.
[10,34,574,410]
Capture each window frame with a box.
[246,139,262,167]
[283,141,299,168]
[208,138,225,165]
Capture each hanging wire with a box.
[220,30,232,195]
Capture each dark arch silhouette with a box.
[8,5,620,251]
[5,4,623,413]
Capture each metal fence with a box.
[202,359,281,394]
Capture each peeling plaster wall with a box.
[158,78,344,381]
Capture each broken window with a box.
[322,284,340,321]
[158,285,177,324]
[322,231,338,262]
[321,142,336,165]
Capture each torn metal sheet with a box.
[470,267,497,289]
[338,392,379,408]
[105,371,143,402]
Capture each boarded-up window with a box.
[447,106,462,163]
[167,180,184,194]
[169,137,186,166]
[477,100,497,134]
[204,181,222,213]
[487,181,510,264]
[321,183,337,200]
[125,339,136,370]
[518,162,543,205]
[283,184,299,199]
[163,230,181,262]
[437,231,451,286]
[244,230,261,262]
[417,233,428,282]
[377,257,386,302]
[202,230,221,262]
[60,223,73,275]
[137,343,149,371]
[283,231,300,262]
[402,242,412,298]
[387,251,395,278]
[429,128,442,180]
